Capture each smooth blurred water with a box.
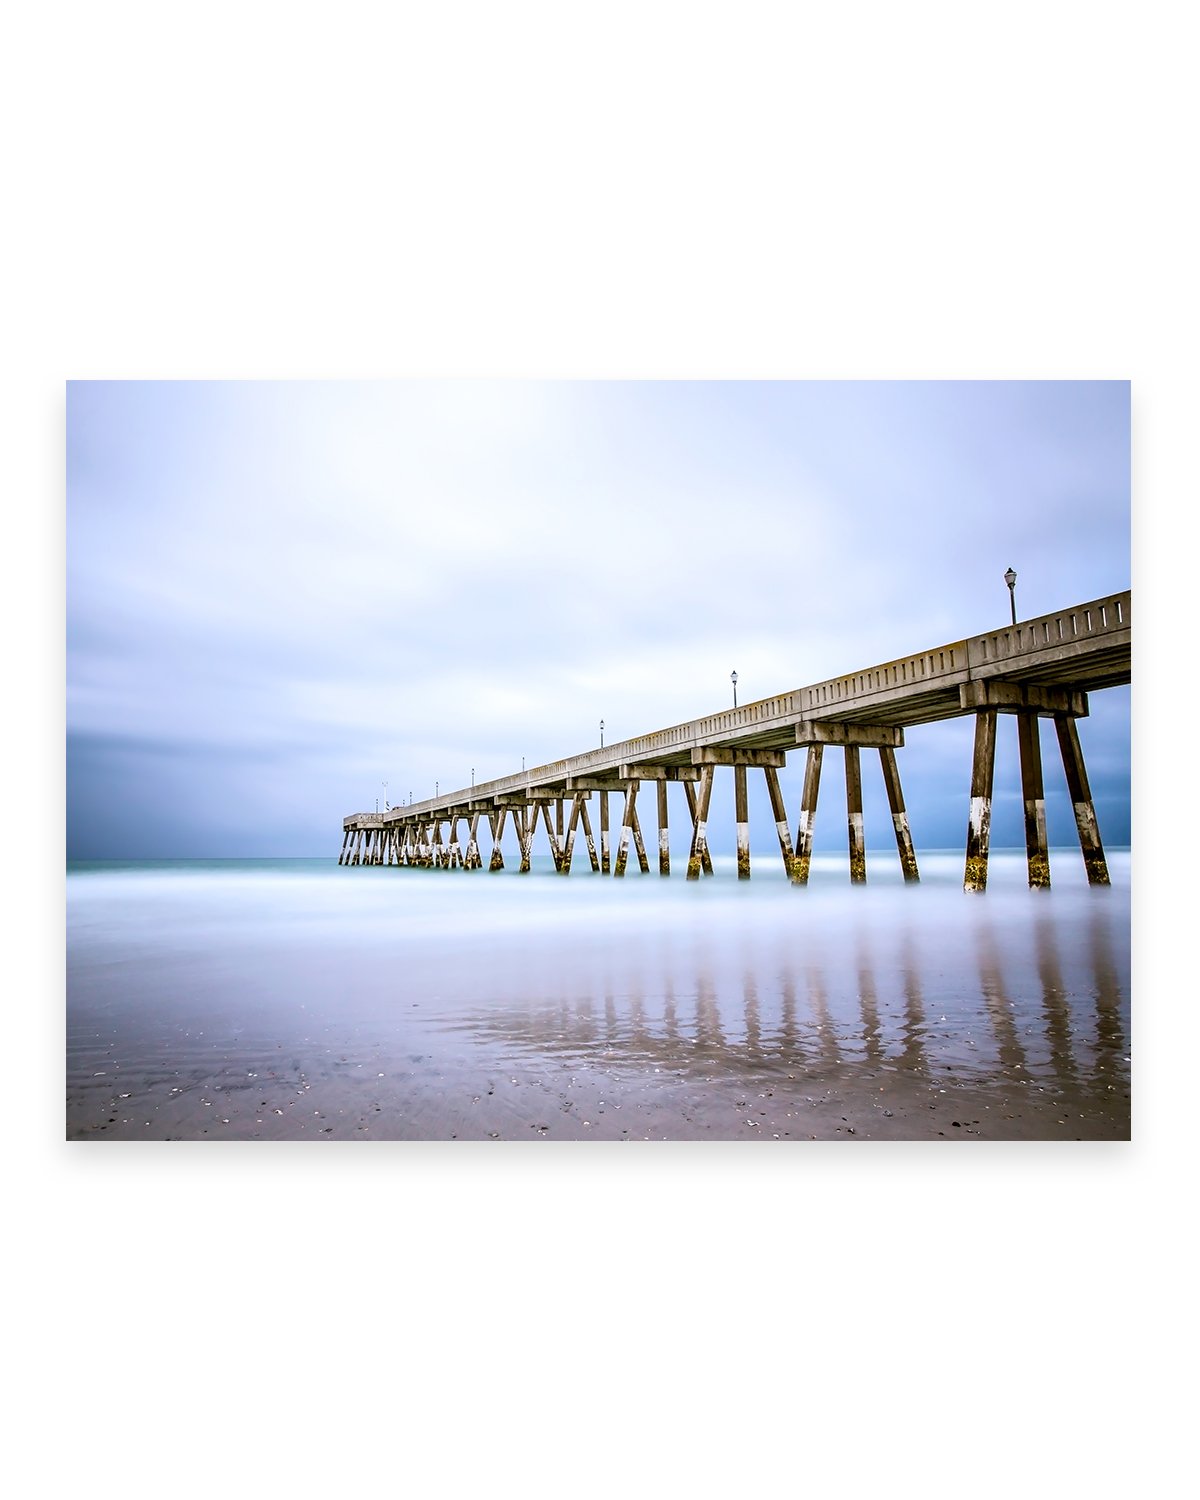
[66,849,1131,1141]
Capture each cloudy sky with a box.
[66,379,1130,859]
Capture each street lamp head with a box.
[731,670,738,686]
[1004,567,1017,589]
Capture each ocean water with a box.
[65,848,1131,1141]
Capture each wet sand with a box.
[66,853,1131,1142]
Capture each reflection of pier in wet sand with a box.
[432,905,1129,1139]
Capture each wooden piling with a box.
[879,747,920,882]
[600,791,611,875]
[518,805,533,874]
[686,764,715,880]
[338,829,350,865]
[1054,716,1111,885]
[734,763,750,879]
[845,746,866,883]
[657,780,670,876]
[1017,711,1051,888]
[964,709,997,892]
[793,745,823,885]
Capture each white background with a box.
[4,3,1187,1496]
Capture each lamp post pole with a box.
[600,719,605,749]
[731,670,739,709]
[1005,567,1018,625]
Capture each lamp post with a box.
[471,768,475,790]
[382,780,388,811]
[731,670,739,708]
[600,719,605,749]
[1005,567,1018,625]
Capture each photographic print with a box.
[66,379,1131,1141]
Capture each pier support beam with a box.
[964,709,997,892]
[686,765,716,880]
[657,780,670,876]
[465,812,482,870]
[541,801,565,873]
[1017,711,1051,888]
[1055,717,1110,886]
[683,781,714,876]
[579,800,600,872]
[614,780,640,877]
[600,792,611,875]
[561,795,582,874]
[338,829,351,865]
[763,766,795,878]
[844,746,866,884]
[879,747,920,882]
[793,745,824,885]
[489,809,507,871]
[631,805,650,874]
[734,764,751,879]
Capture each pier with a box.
[340,590,1130,891]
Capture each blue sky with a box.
[66,379,1130,859]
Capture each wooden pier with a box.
[340,590,1130,891]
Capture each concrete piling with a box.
[1017,711,1051,889]
[763,765,795,878]
[1055,716,1110,886]
[964,709,997,892]
[793,745,823,885]
[734,763,750,879]
[844,746,866,884]
[879,747,920,882]
[686,765,715,880]
[614,780,639,877]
